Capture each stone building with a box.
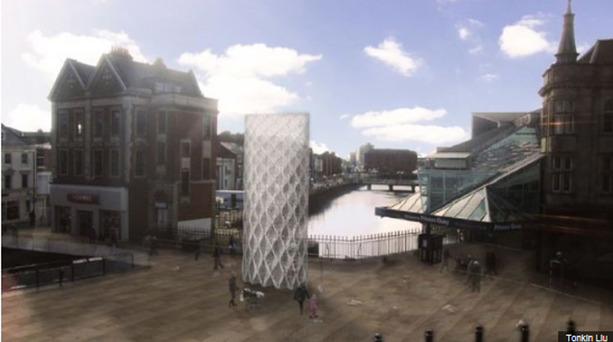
[537,1,613,275]
[2,125,37,227]
[48,48,218,242]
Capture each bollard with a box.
[475,326,484,342]
[425,330,434,342]
[373,333,383,342]
[520,324,529,342]
[567,320,576,334]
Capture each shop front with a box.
[50,184,129,241]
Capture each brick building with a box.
[364,149,418,176]
[48,48,218,242]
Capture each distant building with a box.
[2,125,37,227]
[221,141,244,190]
[320,151,342,177]
[356,142,374,167]
[364,149,417,176]
[48,48,218,242]
[216,141,237,190]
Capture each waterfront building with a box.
[48,48,218,242]
[377,2,613,285]
[356,142,374,168]
[363,148,417,176]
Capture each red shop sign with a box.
[67,193,99,204]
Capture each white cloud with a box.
[362,124,468,145]
[3,104,51,132]
[350,107,447,128]
[349,106,467,145]
[178,44,321,116]
[481,73,500,82]
[364,37,421,77]
[310,140,330,154]
[457,19,484,54]
[499,15,555,58]
[339,114,350,120]
[22,30,147,80]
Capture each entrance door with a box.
[78,210,93,237]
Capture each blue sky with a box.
[2,0,611,157]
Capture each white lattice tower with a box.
[242,113,309,289]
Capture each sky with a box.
[2,0,612,157]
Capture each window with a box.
[21,174,28,188]
[4,175,12,189]
[604,100,613,133]
[203,115,211,139]
[553,114,574,135]
[5,153,11,164]
[93,150,103,176]
[202,158,211,179]
[554,100,576,113]
[157,111,167,134]
[110,150,120,177]
[21,153,28,165]
[551,155,573,193]
[3,201,19,220]
[74,150,84,176]
[75,111,84,138]
[181,141,190,158]
[93,110,103,137]
[602,155,613,193]
[59,150,68,175]
[135,150,146,176]
[36,152,44,168]
[136,110,147,137]
[58,112,69,137]
[157,142,166,164]
[111,110,121,137]
[181,169,190,196]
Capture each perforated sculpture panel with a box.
[242,113,309,289]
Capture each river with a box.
[308,185,422,237]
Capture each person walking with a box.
[293,284,310,315]
[440,248,451,273]
[308,293,318,319]
[470,260,482,292]
[194,241,201,261]
[213,244,224,270]
[228,271,238,308]
[229,235,237,256]
[485,251,497,277]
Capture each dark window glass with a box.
[59,150,68,175]
[4,153,11,164]
[157,142,166,164]
[21,174,28,188]
[181,170,190,196]
[136,110,147,137]
[59,112,69,137]
[74,150,83,175]
[93,150,103,176]
[181,141,190,158]
[135,150,146,176]
[202,158,210,179]
[94,110,103,137]
[21,153,28,164]
[157,111,167,134]
[111,110,121,136]
[203,115,211,139]
[4,175,12,189]
[110,150,120,176]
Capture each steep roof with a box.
[1,124,28,146]
[578,39,613,64]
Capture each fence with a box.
[309,229,422,259]
[1,252,135,292]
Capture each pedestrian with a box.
[229,235,237,256]
[464,254,474,283]
[470,260,482,292]
[440,248,451,273]
[293,283,310,315]
[485,251,497,276]
[213,243,224,270]
[228,271,238,308]
[308,293,318,319]
[195,241,201,261]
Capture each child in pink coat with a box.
[309,294,318,319]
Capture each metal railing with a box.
[308,229,422,259]
[1,252,135,292]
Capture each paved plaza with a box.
[2,232,613,342]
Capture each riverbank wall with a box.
[309,182,362,215]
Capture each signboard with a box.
[67,193,99,204]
